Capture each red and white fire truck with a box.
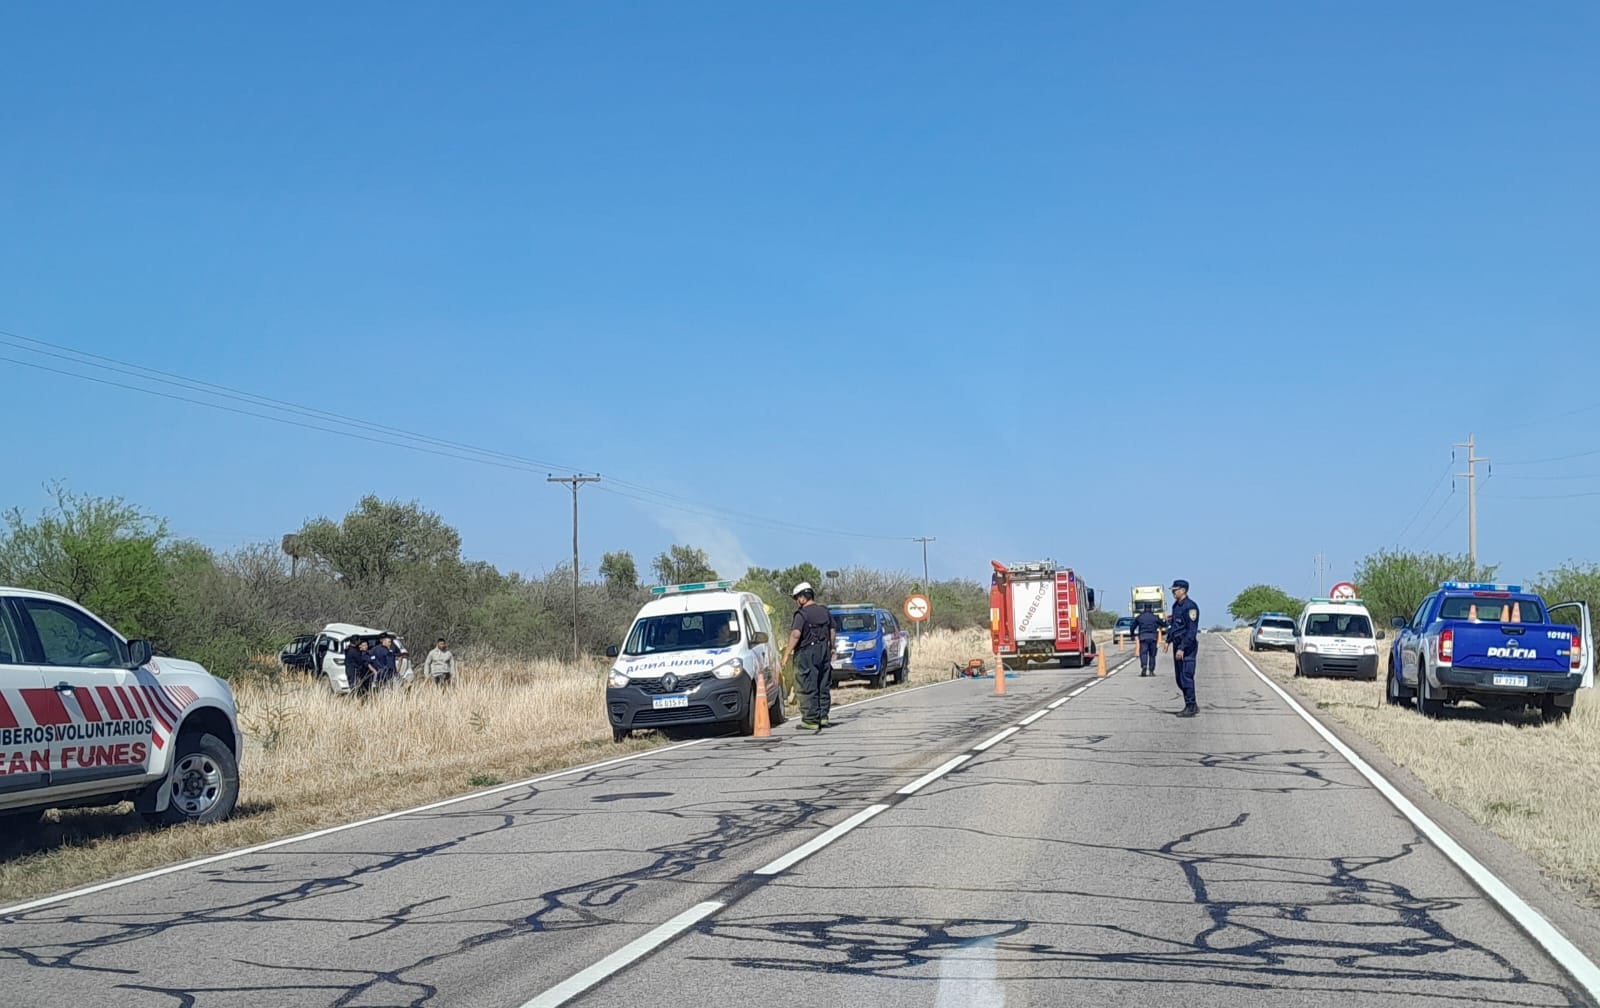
[990,560,1099,668]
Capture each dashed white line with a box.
[896,755,974,796]
[519,900,726,1008]
[755,803,891,874]
[1221,638,1600,1002]
[1048,697,1069,709]
[1018,709,1050,726]
[973,726,1022,752]
[1067,686,1088,698]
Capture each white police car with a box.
[1295,597,1383,680]
[0,587,243,825]
[605,581,785,741]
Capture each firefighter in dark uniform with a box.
[1133,605,1164,677]
[1167,579,1200,717]
[784,582,834,732]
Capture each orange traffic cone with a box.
[752,667,772,738]
[994,655,1006,695]
[1096,649,1107,677]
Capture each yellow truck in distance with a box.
[1132,585,1166,617]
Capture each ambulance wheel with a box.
[144,732,239,826]
[612,728,629,742]
[768,685,787,727]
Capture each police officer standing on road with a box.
[784,582,834,733]
[1133,605,1164,677]
[1167,579,1200,716]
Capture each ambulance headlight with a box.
[1362,644,1377,655]
[1303,643,1320,653]
[712,658,745,680]
[607,669,629,689]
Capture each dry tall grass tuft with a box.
[1228,629,1600,903]
[0,628,1000,902]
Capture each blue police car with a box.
[828,604,912,689]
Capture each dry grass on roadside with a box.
[1228,629,1600,903]
[0,628,992,904]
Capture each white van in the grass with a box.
[604,581,785,741]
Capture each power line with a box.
[1391,461,1453,545]
[1482,490,1600,501]
[1,330,915,545]
[1495,447,1600,466]
[1410,487,1457,548]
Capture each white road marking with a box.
[973,727,1021,752]
[518,900,726,1008]
[897,754,975,796]
[755,804,891,875]
[1047,697,1069,709]
[1221,637,1600,1002]
[0,738,711,918]
[1067,686,1088,698]
[1018,709,1050,726]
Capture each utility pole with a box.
[548,474,601,662]
[913,537,935,637]
[1454,434,1488,575]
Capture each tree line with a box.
[1227,550,1600,628]
[0,486,991,678]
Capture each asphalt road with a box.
[1,643,1593,1007]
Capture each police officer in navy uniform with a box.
[1167,579,1200,716]
[1133,605,1164,677]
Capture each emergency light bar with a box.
[1441,581,1523,593]
[649,581,736,595]
[828,604,875,610]
[1306,598,1363,605]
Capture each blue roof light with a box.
[1441,581,1523,593]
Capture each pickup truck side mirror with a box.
[127,639,153,668]
[1390,616,1406,628]
[750,631,769,645]
[605,645,619,658]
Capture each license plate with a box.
[652,694,689,710]
[1492,674,1528,688]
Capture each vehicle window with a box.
[1411,599,1431,630]
[1305,613,1373,637]
[14,598,123,668]
[1437,597,1546,623]
[0,604,23,664]
[833,613,877,633]
[624,610,741,655]
[884,615,900,634]
[1261,618,1296,631]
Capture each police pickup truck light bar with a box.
[649,581,736,596]
[829,604,875,610]
[1441,581,1523,594]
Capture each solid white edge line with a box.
[518,900,726,1008]
[1048,697,1069,709]
[2,673,967,918]
[896,754,974,796]
[754,804,890,875]
[1018,709,1050,726]
[973,726,1022,752]
[1220,637,1600,1001]
[0,738,710,918]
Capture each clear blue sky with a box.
[3,2,1597,616]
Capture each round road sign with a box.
[1329,582,1358,601]
[904,594,931,622]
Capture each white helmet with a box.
[791,582,814,598]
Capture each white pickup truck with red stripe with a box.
[0,587,242,825]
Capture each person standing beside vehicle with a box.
[425,637,456,687]
[368,634,398,692]
[1167,579,1200,717]
[1134,606,1164,677]
[784,582,834,732]
[343,638,368,696]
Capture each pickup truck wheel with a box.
[1416,671,1446,719]
[1541,693,1573,724]
[897,650,911,684]
[1385,657,1411,706]
[145,732,239,826]
[868,666,888,690]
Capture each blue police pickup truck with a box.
[828,604,911,690]
[1388,581,1592,723]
